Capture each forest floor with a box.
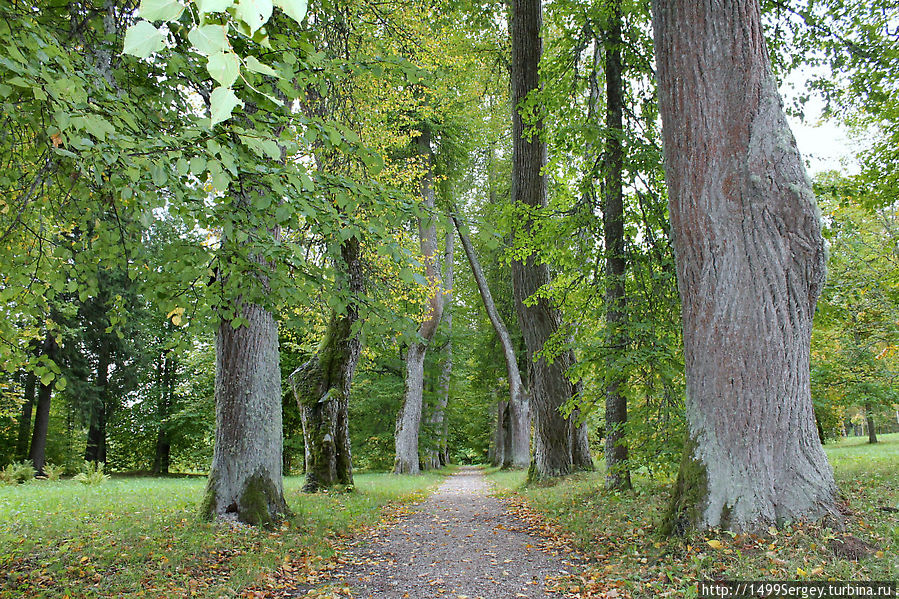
[295,466,582,598]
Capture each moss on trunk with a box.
[661,434,709,536]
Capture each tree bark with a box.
[15,371,36,460]
[653,0,839,532]
[152,354,174,475]
[491,398,508,467]
[602,0,631,491]
[394,129,445,475]
[290,237,363,492]
[424,228,454,471]
[28,334,57,475]
[85,341,110,464]
[865,403,878,444]
[453,214,530,468]
[201,192,288,525]
[511,0,584,480]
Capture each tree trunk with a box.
[653,0,839,532]
[602,0,631,491]
[511,0,584,481]
[424,228,454,471]
[453,214,530,468]
[152,354,173,475]
[85,341,110,464]
[290,237,362,492]
[865,403,878,444]
[28,334,57,475]
[492,398,508,467]
[394,130,445,475]
[201,200,288,525]
[15,371,36,460]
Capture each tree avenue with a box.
[653,0,839,532]
[3,0,895,550]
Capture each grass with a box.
[0,469,452,598]
[488,433,899,598]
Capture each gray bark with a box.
[290,236,363,491]
[424,228,454,471]
[491,399,508,467]
[453,214,530,468]
[602,1,631,491]
[394,130,445,475]
[202,195,288,525]
[653,0,839,532]
[511,0,586,480]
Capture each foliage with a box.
[73,461,110,485]
[0,470,448,598]
[41,463,64,482]
[489,434,899,597]
[0,461,35,485]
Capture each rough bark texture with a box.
[28,335,57,475]
[424,229,454,471]
[653,0,839,532]
[394,130,445,475]
[84,341,110,464]
[202,208,288,526]
[290,238,362,492]
[865,404,877,444]
[602,1,632,491]
[511,0,585,480]
[15,371,36,460]
[454,214,530,468]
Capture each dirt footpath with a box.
[326,466,579,598]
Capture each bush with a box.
[74,461,109,485]
[0,461,36,485]
[42,462,64,481]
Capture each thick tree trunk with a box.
[394,130,445,475]
[511,0,585,481]
[28,334,57,475]
[424,229,454,471]
[15,371,36,460]
[653,0,839,532]
[865,404,878,444]
[491,399,508,467]
[290,238,362,492]
[85,342,110,464]
[453,214,530,468]
[602,1,631,491]
[202,199,288,525]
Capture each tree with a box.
[510,0,591,480]
[653,0,839,532]
[453,213,530,468]
[394,129,446,475]
[28,334,58,476]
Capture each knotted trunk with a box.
[653,0,839,532]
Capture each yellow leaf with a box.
[768,526,778,536]
[797,567,807,577]
[811,567,824,576]
[875,551,884,558]
[707,540,723,550]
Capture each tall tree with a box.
[510,0,589,480]
[453,213,530,468]
[653,0,839,532]
[602,0,631,491]
[394,129,445,475]
[28,334,57,476]
[15,371,36,460]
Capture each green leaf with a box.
[207,52,240,87]
[245,55,279,77]
[197,0,233,13]
[235,0,273,35]
[188,25,228,56]
[274,0,307,24]
[123,21,165,58]
[55,376,67,391]
[40,372,54,387]
[139,0,184,21]
[190,155,207,175]
[210,86,242,126]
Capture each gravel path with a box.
[328,466,578,598]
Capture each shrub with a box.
[42,463,64,481]
[74,461,109,485]
[0,461,36,485]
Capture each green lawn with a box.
[488,433,899,598]
[0,470,450,598]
